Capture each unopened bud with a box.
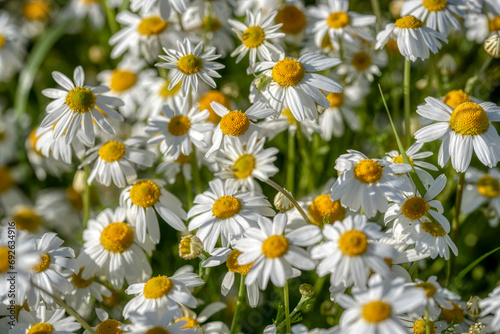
[485,32,500,58]
[467,296,482,317]
[437,53,457,75]
[274,189,294,212]
[179,235,204,260]
[299,283,314,297]
[72,170,87,193]
[469,322,486,334]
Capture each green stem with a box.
[286,130,295,193]
[230,274,246,334]
[277,295,312,330]
[465,57,492,95]
[404,59,412,147]
[370,0,383,30]
[184,175,194,209]
[296,125,314,193]
[449,172,465,282]
[265,179,312,225]
[284,281,291,333]
[425,308,431,334]
[100,0,119,35]
[83,166,91,228]
[190,150,203,194]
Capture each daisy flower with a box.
[480,285,500,331]
[192,13,235,58]
[83,309,123,334]
[235,213,322,290]
[65,267,111,310]
[137,75,183,120]
[414,98,500,172]
[264,324,339,334]
[123,310,197,334]
[336,274,426,334]
[330,150,412,218]
[156,153,192,184]
[409,275,461,319]
[10,305,81,334]
[156,39,225,97]
[20,0,52,38]
[375,15,447,61]
[40,66,124,144]
[274,3,308,45]
[33,126,90,165]
[229,9,285,68]
[198,89,232,125]
[130,0,187,20]
[336,46,387,84]
[462,167,500,227]
[253,53,342,122]
[120,179,186,243]
[63,0,105,29]
[9,204,47,237]
[0,11,25,82]
[407,216,458,260]
[187,178,275,252]
[173,302,229,333]
[77,207,154,289]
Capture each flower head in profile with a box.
[462,167,500,227]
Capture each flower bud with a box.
[274,189,294,212]
[299,283,314,297]
[179,235,204,260]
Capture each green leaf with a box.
[452,245,500,286]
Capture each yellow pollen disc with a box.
[212,195,242,219]
[29,128,43,156]
[23,0,51,21]
[233,154,256,179]
[103,289,121,307]
[109,69,137,92]
[361,300,392,323]
[177,55,203,75]
[143,276,174,299]
[159,80,181,98]
[391,155,414,166]
[421,221,446,237]
[327,11,350,29]
[449,102,489,136]
[442,90,471,109]
[168,115,191,136]
[354,159,383,184]
[174,153,190,164]
[423,0,448,11]
[416,282,437,297]
[0,34,5,49]
[281,108,297,124]
[65,87,96,113]
[71,268,94,288]
[0,167,13,194]
[272,58,305,87]
[386,39,400,54]
[175,317,199,329]
[262,235,289,258]
[32,253,51,273]
[395,15,424,29]
[0,247,9,274]
[352,52,372,71]
[0,129,4,142]
[100,223,135,253]
[338,230,368,256]
[243,26,266,48]
[275,5,306,34]
[96,319,123,334]
[413,318,436,334]
[99,141,126,162]
[137,16,168,36]
[199,90,230,124]
[441,302,465,323]
[477,175,500,198]
[226,249,254,275]
[202,16,222,32]
[130,180,161,207]
[327,92,344,108]
[308,194,345,226]
[66,186,83,211]
[489,16,500,31]
[145,326,171,334]
[384,257,393,268]
[321,34,333,49]
[27,323,53,334]
[401,197,430,220]
[220,111,250,136]
[13,207,42,233]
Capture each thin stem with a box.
[184,175,194,209]
[83,166,91,228]
[100,0,119,35]
[370,0,383,30]
[296,125,314,193]
[265,179,312,225]
[277,295,312,330]
[190,151,203,194]
[449,172,465,280]
[286,131,296,193]
[465,57,493,95]
[230,274,246,334]
[284,281,291,333]
[404,59,412,147]
[425,307,431,334]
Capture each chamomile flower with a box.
[120,179,187,244]
[414,98,500,172]
[229,9,285,68]
[274,3,308,45]
[137,75,183,120]
[33,126,90,165]
[330,150,412,218]
[264,324,340,334]
[480,286,500,331]
[410,276,461,319]
[156,39,225,97]
[375,15,447,61]
[64,0,105,29]
[65,267,112,309]
[123,310,197,334]
[83,309,123,334]
[156,153,192,184]
[187,178,275,252]
[174,302,229,333]
[197,89,232,125]
[9,204,46,236]
[130,0,187,20]
[0,11,25,82]
[10,305,81,334]
[336,47,387,84]
[407,216,458,260]
[462,167,500,227]
[40,66,124,144]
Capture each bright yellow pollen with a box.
[175,317,199,329]
[96,319,122,334]
[159,80,181,98]
[168,115,191,136]
[100,223,135,253]
[423,0,448,11]
[137,16,168,36]
[442,302,465,323]
[275,5,306,34]
[99,141,126,162]
[145,326,171,334]
[13,207,42,233]
[143,276,174,299]
[401,197,430,220]
[233,154,255,179]
[0,35,5,49]
[66,186,83,211]
[281,108,296,124]
[272,58,305,87]
[386,39,400,54]
[489,16,500,31]
[449,102,489,136]
[352,52,372,71]
[23,0,51,21]
[308,194,345,226]
[477,175,500,198]
[199,90,230,124]
[32,253,51,273]
[413,318,436,334]
[177,55,203,75]
[27,323,53,334]
[212,196,242,219]
[109,69,137,92]
[395,15,424,29]
[226,249,254,275]
[174,153,190,164]
[327,92,344,108]
[262,235,289,258]
[202,16,222,32]
[65,87,96,113]
[392,155,414,166]
[361,300,392,323]
[321,34,333,49]
[416,282,437,297]
[442,90,471,109]
[0,167,14,194]
[0,247,9,274]
[220,111,250,136]
[29,128,43,156]
[338,230,368,256]
[421,221,446,237]
[327,11,350,28]
[354,159,383,184]
[71,267,94,289]
[243,26,265,48]
[129,180,161,207]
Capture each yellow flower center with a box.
[386,39,400,54]
[0,167,14,194]
[449,102,489,136]
[275,5,306,34]
[13,207,42,233]
[27,323,53,334]
[0,247,9,274]
[96,319,122,334]
[168,115,191,136]
[416,282,437,297]
[0,129,5,142]
[327,92,344,108]
[65,87,96,113]
[395,15,424,29]
[352,52,372,71]
[413,318,436,334]
[143,276,174,299]
[233,154,255,179]
[175,317,199,329]
[327,11,350,28]
[130,180,161,207]
[202,16,222,32]
[177,55,203,75]
[243,26,266,48]
[212,195,242,219]
[423,0,447,11]
[281,108,297,124]
[137,16,168,36]
[174,153,190,164]
[441,302,465,323]
[159,79,182,98]
[99,141,126,162]
[100,223,135,253]
[321,34,333,49]
[401,197,430,220]
[199,90,230,124]
[361,300,392,323]
[226,249,254,275]
[272,58,305,87]
[308,194,345,226]
[220,111,250,136]
[109,69,137,92]
[23,0,51,21]
[66,186,83,211]
[32,253,51,273]
[338,230,368,256]
[71,267,94,289]
[391,155,414,166]
[29,128,43,156]
[421,220,446,237]
[477,175,500,198]
[442,90,471,109]
[0,34,5,49]
[262,235,289,258]
[489,16,500,31]
[145,326,171,334]
[354,159,383,184]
